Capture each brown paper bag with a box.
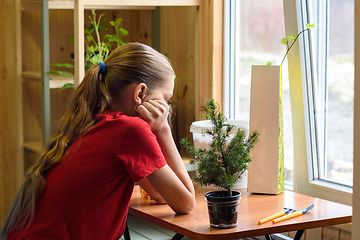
[247,65,285,194]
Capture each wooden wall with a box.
[0,0,24,225]
[160,6,197,152]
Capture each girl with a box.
[1,42,196,240]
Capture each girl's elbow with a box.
[173,198,196,214]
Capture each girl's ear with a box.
[134,83,147,105]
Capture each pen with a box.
[258,209,289,224]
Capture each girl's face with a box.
[143,76,175,104]
[111,75,175,116]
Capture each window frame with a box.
[223,0,354,205]
[283,0,352,205]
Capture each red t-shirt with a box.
[8,110,167,240]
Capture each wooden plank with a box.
[74,0,84,86]
[197,0,224,118]
[22,81,42,143]
[84,0,200,7]
[339,229,351,240]
[23,141,43,154]
[322,226,340,240]
[22,11,41,72]
[21,0,201,9]
[50,88,73,133]
[49,10,74,73]
[0,0,25,225]
[21,1,155,10]
[335,223,352,232]
[304,227,322,240]
[22,71,41,79]
[353,0,360,238]
[212,0,224,110]
[160,6,197,155]
[288,231,297,238]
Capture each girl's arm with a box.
[136,100,196,214]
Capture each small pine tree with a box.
[181,99,259,195]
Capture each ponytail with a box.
[0,42,175,239]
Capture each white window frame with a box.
[284,0,352,205]
[224,0,354,205]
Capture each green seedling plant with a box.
[85,9,111,68]
[104,18,129,49]
[265,23,315,66]
[47,9,129,89]
[181,99,259,195]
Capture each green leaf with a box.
[109,21,116,27]
[99,12,107,20]
[51,63,74,68]
[286,35,296,40]
[119,28,129,36]
[68,36,74,43]
[281,37,288,45]
[104,42,112,49]
[115,18,123,26]
[306,23,316,28]
[84,28,94,35]
[86,35,93,42]
[46,71,74,77]
[98,23,108,31]
[87,45,96,52]
[60,83,75,90]
[104,34,119,42]
[265,62,272,65]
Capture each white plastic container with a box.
[190,120,249,189]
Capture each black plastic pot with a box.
[204,190,241,229]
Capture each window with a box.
[299,0,354,187]
[225,0,354,200]
[224,0,294,186]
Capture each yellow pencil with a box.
[258,211,286,225]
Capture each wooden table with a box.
[128,185,352,240]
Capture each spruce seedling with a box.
[181,99,259,195]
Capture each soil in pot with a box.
[205,190,241,229]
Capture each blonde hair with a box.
[0,43,175,238]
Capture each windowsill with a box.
[308,179,353,195]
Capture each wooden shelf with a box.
[22,71,74,89]
[24,141,43,154]
[83,0,200,7]
[20,0,201,11]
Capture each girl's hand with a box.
[136,100,170,133]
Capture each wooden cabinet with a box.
[17,0,221,169]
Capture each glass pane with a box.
[322,0,354,186]
[233,0,294,184]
